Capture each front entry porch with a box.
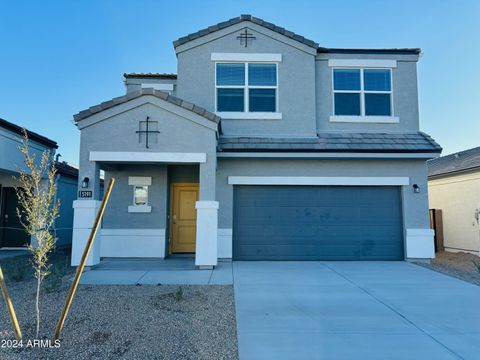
[79,257,233,285]
[71,151,219,270]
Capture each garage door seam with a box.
[322,263,464,360]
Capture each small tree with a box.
[15,130,60,338]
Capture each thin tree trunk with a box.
[35,270,41,338]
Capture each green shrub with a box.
[174,286,184,302]
[44,262,67,293]
[2,257,29,282]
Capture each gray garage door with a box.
[233,185,404,260]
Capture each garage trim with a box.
[228,176,409,186]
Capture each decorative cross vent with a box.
[136,116,160,149]
[237,28,256,47]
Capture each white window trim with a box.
[329,115,399,123]
[328,59,397,68]
[216,112,282,120]
[128,205,152,213]
[215,62,281,117]
[228,176,409,186]
[211,53,282,62]
[128,176,152,186]
[331,67,396,122]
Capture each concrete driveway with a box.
[233,261,480,360]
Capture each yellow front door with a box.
[170,183,199,253]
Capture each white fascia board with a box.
[89,151,207,163]
[328,59,397,68]
[228,176,409,186]
[128,176,152,186]
[141,83,174,91]
[211,53,282,62]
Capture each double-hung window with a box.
[333,68,394,120]
[216,63,277,113]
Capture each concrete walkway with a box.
[233,261,480,360]
[80,257,233,285]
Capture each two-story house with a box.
[71,15,441,268]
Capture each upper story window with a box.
[333,68,392,117]
[216,63,277,113]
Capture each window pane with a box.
[365,93,391,116]
[217,88,244,111]
[333,69,360,90]
[334,93,361,115]
[248,64,276,86]
[134,186,148,205]
[249,89,276,112]
[364,69,391,91]
[216,63,245,86]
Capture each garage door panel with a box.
[233,185,404,260]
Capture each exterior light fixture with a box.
[413,184,420,193]
[82,177,90,189]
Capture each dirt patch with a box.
[416,251,480,286]
[0,261,238,359]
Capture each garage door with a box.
[233,185,404,260]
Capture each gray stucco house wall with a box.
[70,15,441,267]
[0,118,78,249]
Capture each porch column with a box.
[195,161,218,269]
[71,157,102,266]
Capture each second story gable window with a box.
[333,68,392,117]
[216,63,277,113]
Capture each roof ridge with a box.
[173,14,319,49]
[73,88,221,124]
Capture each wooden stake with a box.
[0,264,22,340]
[53,178,115,340]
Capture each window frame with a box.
[215,61,279,115]
[331,67,397,122]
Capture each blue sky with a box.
[0,0,478,164]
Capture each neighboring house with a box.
[428,147,480,255]
[71,15,441,268]
[0,118,78,249]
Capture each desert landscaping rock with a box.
[416,251,480,286]
[0,275,238,360]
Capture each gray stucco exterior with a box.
[71,15,440,263]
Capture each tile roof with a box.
[0,118,58,149]
[73,88,221,124]
[218,132,441,153]
[55,161,79,178]
[124,73,177,79]
[428,146,480,178]
[173,14,319,49]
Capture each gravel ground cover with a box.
[415,251,480,286]
[0,256,238,360]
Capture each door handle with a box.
[172,215,177,224]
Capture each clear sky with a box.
[0,0,478,164]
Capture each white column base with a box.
[406,228,435,259]
[195,201,219,268]
[71,200,101,266]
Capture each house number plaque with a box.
[78,190,92,198]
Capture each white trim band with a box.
[141,83,174,91]
[228,176,410,186]
[328,59,397,68]
[89,151,207,163]
[211,53,282,62]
